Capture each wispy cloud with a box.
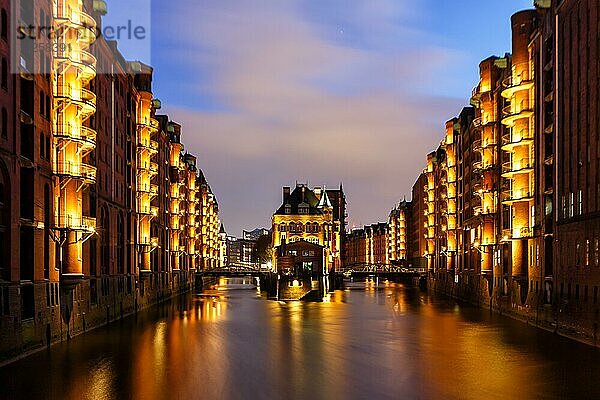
[153,0,465,233]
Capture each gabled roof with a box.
[317,188,332,209]
[275,184,322,215]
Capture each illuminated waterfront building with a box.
[388,200,411,264]
[0,1,221,361]
[396,0,600,341]
[272,183,345,273]
[345,223,389,266]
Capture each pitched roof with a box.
[275,184,322,215]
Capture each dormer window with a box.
[298,202,309,214]
[285,204,291,214]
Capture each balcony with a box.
[501,158,533,177]
[501,63,534,99]
[503,226,533,239]
[55,214,96,232]
[55,161,96,183]
[137,138,159,154]
[501,189,534,204]
[501,103,533,126]
[55,49,97,81]
[138,118,160,132]
[55,86,96,117]
[501,130,533,151]
[472,116,493,130]
[55,123,97,149]
[137,183,158,195]
[54,7,97,42]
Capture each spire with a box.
[317,186,333,209]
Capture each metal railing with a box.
[55,214,96,231]
[55,161,96,181]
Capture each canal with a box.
[1,278,599,400]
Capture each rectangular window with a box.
[586,239,590,266]
[578,189,583,215]
[1,286,8,315]
[570,192,575,217]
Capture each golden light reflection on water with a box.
[85,358,114,400]
[3,280,600,400]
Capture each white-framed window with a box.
[570,192,574,218]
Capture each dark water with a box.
[1,278,599,400]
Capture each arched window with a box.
[279,223,286,232]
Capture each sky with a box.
[114,0,532,235]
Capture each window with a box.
[39,133,45,159]
[0,285,8,315]
[585,239,590,266]
[0,9,6,40]
[570,192,574,218]
[284,205,291,214]
[1,107,6,138]
[40,91,45,116]
[21,285,35,320]
[578,189,583,215]
[1,58,6,89]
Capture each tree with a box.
[255,232,273,264]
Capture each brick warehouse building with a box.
[394,0,600,342]
[0,0,222,361]
[345,223,389,266]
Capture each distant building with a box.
[243,228,270,241]
[344,223,389,266]
[272,183,346,273]
[388,200,411,264]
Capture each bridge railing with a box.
[338,263,426,275]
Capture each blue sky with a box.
[108,0,532,235]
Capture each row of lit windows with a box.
[573,238,600,268]
[279,223,321,233]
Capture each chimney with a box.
[283,186,291,203]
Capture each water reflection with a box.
[1,279,600,400]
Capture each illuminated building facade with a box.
[0,1,221,361]
[388,200,411,264]
[398,0,600,342]
[272,183,345,273]
[345,223,389,266]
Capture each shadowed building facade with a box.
[0,0,222,361]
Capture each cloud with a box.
[154,0,465,233]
